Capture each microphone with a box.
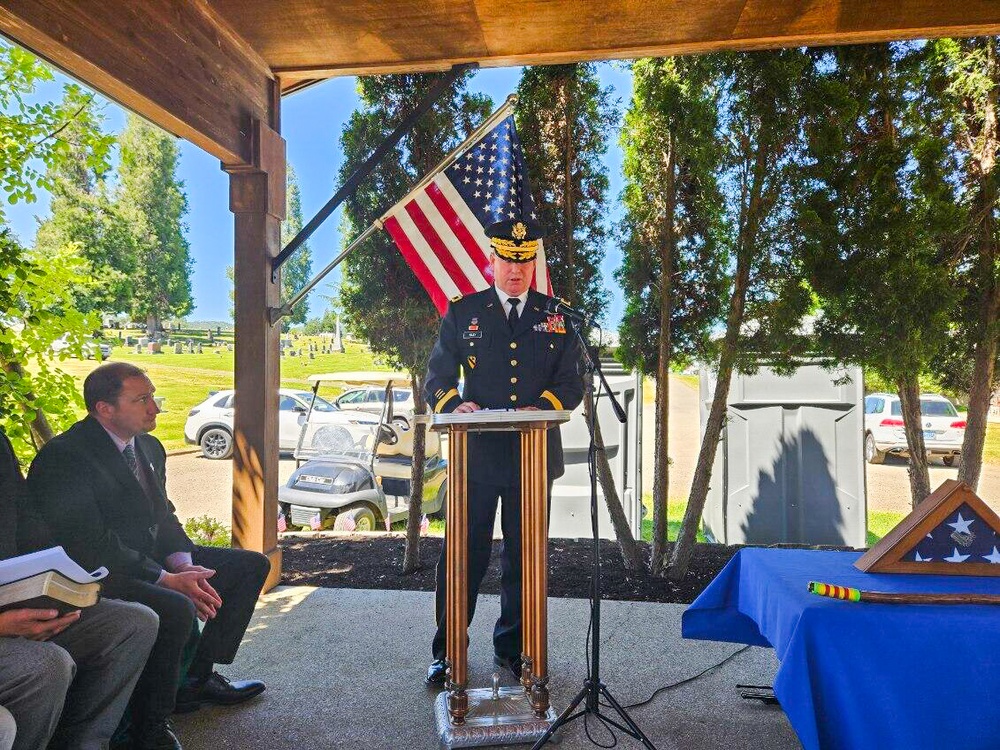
[544,297,589,323]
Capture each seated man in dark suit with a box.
[27,363,270,750]
[0,427,159,750]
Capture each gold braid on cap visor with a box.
[490,238,538,262]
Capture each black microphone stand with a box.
[531,321,657,750]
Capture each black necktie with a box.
[507,298,520,329]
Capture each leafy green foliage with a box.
[515,65,615,321]
[616,57,728,374]
[338,73,490,375]
[0,230,97,459]
[797,44,959,383]
[33,104,137,315]
[0,42,113,218]
[183,515,232,547]
[280,165,313,329]
[0,44,111,458]
[117,115,193,331]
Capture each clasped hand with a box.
[160,563,223,621]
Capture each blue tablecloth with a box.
[682,548,1000,750]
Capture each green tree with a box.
[515,64,646,567]
[516,64,613,321]
[339,73,490,572]
[669,49,813,579]
[0,43,112,458]
[922,37,1000,490]
[796,44,959,508]
[0,42,112,219]
[227,164,312,328]
[117,114,193,332]
[33,108,136,314]
[617,56,729,574]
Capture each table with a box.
[682,548,1000,750]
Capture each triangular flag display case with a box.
[856,479,1000,576]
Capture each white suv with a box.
[184,388,378,459]
[863,392,964,466]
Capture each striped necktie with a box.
[123,444,142,482]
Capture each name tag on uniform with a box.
[462,331,482,339]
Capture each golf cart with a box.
[278,372,447,532]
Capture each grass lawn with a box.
[48,333,386,451]
[641,493,905,546]
[982,422,1000,465]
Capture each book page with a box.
[0,547,107,585]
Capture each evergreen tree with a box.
[280,165,312,330]
[514,64,642,565]
[617,56,729,574]
[227,164,312,328]
[34,106,136,314]
[515,64,614,321]
[922,37,1000,489]
[339,72,490,572]
[669,49,813,579]
[795,44,959,509]
[117,114,193,332]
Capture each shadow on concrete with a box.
[174,588,803,750]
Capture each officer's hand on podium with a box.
[516,406,540,411]
[454,401,481,413]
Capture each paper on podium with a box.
[0,546,108,586]
[430,408,572,426]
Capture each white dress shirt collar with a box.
[101,424,134,454]
[494,286,528,313]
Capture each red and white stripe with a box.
[382,173,552,316]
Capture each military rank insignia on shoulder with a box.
[450,294,463,303]
[533,313,566,334]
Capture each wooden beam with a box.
[0,0,275,166]
[248,0,1000,88]
[228,119,286,591]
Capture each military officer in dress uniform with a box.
[424,218,584,686]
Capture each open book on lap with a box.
[0,546,107,586]
[0,571,101,615]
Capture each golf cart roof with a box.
[307,371,410,386]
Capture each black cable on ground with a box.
[620,644,753,710]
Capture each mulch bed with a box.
[279,535,741,604]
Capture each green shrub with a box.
[183,515,231,547]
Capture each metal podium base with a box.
[434,686,558,748]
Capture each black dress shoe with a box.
[136,719,183,750]
[175,672,266,712]
[493,654,523,679]
[426,659,448,686]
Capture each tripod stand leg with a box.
[598,684,659,750]
[530,681,590,750]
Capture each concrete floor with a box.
[173,588,801,750]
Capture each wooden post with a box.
[225,117,286,592]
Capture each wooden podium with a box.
[431,409,572,748]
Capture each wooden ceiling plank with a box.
[0,0,275,167]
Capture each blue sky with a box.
[7,63,632,328]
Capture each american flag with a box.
[381,111,552,316]
[909,503,1000,564]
